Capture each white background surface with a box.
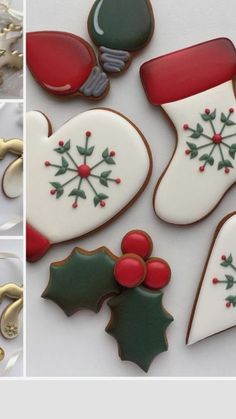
[26,0,236,377]
[0,238,23,377]
[0,103,23,236]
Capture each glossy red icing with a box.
[114,254,146,288]
[27,31,96,96]
[27,223,51,262]
[143,258,171,290]
[140,38,236,104]
[121,230,153,260]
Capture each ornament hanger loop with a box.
[0,1,23,23]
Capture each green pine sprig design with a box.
[212,253,236,308]
[45,132,121,209]
[184,108,236,174]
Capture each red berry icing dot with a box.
[100,201,106,207]
[86,131,91,137]
[114,254,146,288]
[212,134,222,144]
[72,203,78,209]
[225,168,230,174]
[59,140,64,146]
[226,302,231,308]
[221,255,226,261]
[121,230,153,260]
[115,178,121,184]
[183,124,189,130]
[185,150,191,155]
[77,164,91,178]
[199,166,205,172]
[212,278,219,285]
[143,258,171,290]
[110,151,116,157]
[45,161,50,167]
[229,108,234,113]
[205,108,210,115]
[50,189,56,195]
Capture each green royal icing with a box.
[88,0,154,51]
[42,248,120,316]
[213,254,236,308]
[106,286,173,372]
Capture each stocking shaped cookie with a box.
[26,109,152,262]
[187,212,236,345]
[140,38,236,225]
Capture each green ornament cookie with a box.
[42,247,120,316]
[88,0,155,74]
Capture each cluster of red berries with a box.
[114,230,171,290]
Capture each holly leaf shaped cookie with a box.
[106,287,173,372]
[42,247,121,316]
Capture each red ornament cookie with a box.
[27,31,110,100]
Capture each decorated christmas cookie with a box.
[0,283,23,340]
[26,109,152,262]
[0,23,23,85]
[42,230,173,372]
[27,31,110,99]
[140,38,236,225]
[88,0,154,74]
[187,212,236,345]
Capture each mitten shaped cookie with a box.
[26,109,152,262]
[187,212,236,345]
[140,38,236,225]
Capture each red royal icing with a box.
[27,31,96,96]
[114,254,146,288]
[121,230,153,260]
[26,223,51,262]
[143,258,171,290]
[140,38,236,105]
[77,164,91,178]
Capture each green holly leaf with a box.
[190,150,198,159]
[94,193,109,207]
[102,148,109,158]
[210,109,216,120]
[77,146,86,155]
[61,157,68,168]
[86,146,95,156]
[101,171,112,178]
[217,160,233,170]
[224,160,234,168]
[50,182,64,199]
[199,154,214,166]
[186,142,197,150]
[225,119,236,126]
[69,189,86,199]
[55,167,67,176]
[106,287,173,372]
[190,132,201,139]
[225,295,236,307]
[229,144,236,159]
[100,178,108,187]
[201,113,210,121]
[221,254,233,267]
[54,140,71,154]
[221,112,227,123]
[225,275,235,290]
[42,248,121,316]
[196,123,203,133]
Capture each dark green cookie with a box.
[106,286,173,372]
[42,247,120,316]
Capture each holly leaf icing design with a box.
[42,247,121,316]
[106,287,173,372]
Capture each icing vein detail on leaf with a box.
[212,254,236,308]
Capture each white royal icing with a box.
[26,109,151,243]
[155,81,236,225]
[187,213,236,345]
